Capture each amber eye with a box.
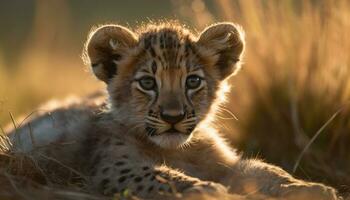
[139,76,156,90]
[186,75,202,89]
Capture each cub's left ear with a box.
[197,22,245,79]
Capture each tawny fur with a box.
[8,21,339,200]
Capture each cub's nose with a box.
[160,110,185,124]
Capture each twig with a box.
[3,172,32,200]
[293,107,343,173]
[0,124,13,152]
[28,122,36,148]
[9,112,21,150]
[290,98,310,149]
[51,189,106,200]
[38,153,87,181]
[0,125,5,135]
[17,109,55,129]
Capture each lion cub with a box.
[9,22,339,199]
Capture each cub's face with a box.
[85,22,244,148]
[129,42,211,148]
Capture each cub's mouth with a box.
[163,127,194,135]
[145,116,197,148]
[145,126,194,137]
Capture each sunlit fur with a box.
[1,21,332,198]
[78,22,338,199]
[83,22,244,148]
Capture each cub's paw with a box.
[184,181,228,195]
[281,182,340,200]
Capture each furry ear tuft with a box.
[197,22,245,79]
[83,25,138,83]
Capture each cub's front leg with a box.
[87,136,227,198]
[226,159,339,200]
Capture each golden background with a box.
[0,0,349,195]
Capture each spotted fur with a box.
[8,21,339,199]
[79,22,339,199]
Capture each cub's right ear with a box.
[84,25,138,83]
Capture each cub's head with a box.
[84,22,244,149]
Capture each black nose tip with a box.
[160,111,185,124]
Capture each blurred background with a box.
[0,0,349,196]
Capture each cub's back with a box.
[6,91,106,153]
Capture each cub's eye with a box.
[139,76,156,90]
[186,75,202,89]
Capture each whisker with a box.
[145,120,167,127]
[213,113,237,120]
[181,117,197,123]
[157,126,170,134]
[145,116,165,123]
[181,122,196,127]
[146,124,167,129]
[125,123,145,135]
[216,105,238,120]
[149,129,157,136]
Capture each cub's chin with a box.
[149,132,193,149]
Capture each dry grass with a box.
[0,137,253,200]
[174,0,350,197]
[0,133,101,200]
[0,1,102,126]
[0,0,349,199]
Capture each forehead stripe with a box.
[160,34,165,49]
[150,47,156,57]
[151,34,157,45]
[144,38,151,49]
[151,60,157,74]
